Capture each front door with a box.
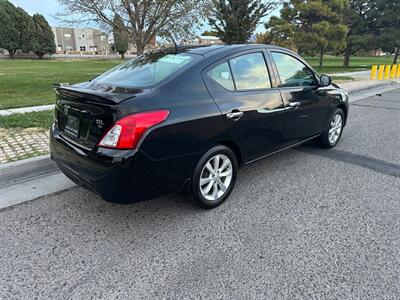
[204,50,286,162]
[269,51,332,143]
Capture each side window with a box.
[230,53,271,90]
[207,62,235,91]
[271,52,317,87]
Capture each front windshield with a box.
[92,52,197,88]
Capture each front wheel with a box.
[191,145,238,209]
[319,108,345,148]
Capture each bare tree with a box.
[57,0,208,55]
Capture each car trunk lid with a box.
[54,84,142,150]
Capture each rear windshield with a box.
[92,52,197,88]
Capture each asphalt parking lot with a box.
[1,90,399,299]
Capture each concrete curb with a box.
[0,155,58,188]
[0,154,50,169]
[0,154,75,210]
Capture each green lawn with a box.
[305,55,395,74]
[0,55,395,110]
[0,59,121,109]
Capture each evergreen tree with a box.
[262,15,297,49]
[265,0,349,67]
[0,0,21,58]
[112,14,128,59]
[32,14,56,58]
[342,0,378,67]
[16,7,36,53]
[208,0,277,44]
[375,0,400,64]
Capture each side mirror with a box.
[320,74,332,87]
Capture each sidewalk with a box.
[338,78,400,94]
[327,70,371,80]
[0,104,54,116]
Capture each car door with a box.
[268,50,333,143]
[203,50,286,162]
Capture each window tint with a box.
[272,52,316,87]
[230,53,271,90]
[92,52,197,88]
[207,62,234,90]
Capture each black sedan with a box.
[50,44,349,208]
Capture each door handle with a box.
[287,101,301,108]
[226,111,244,121]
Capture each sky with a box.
[9,0,280,33]
[10,0,62,26]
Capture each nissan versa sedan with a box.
[50,44,349,208]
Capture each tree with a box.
[375,0,400,64]
[0,1,47,58]
[265,0,349,67]
[208,0,277,44]
[261,15,297,49]
[0,0,24,58]
[342,0,378,67]
[57,0,207,55]
[16,7,36,53]
[113,14,128,59]
[32,14,56,58]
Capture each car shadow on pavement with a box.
[11,148,303,230]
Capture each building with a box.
[52,27,110,54]
[197,35,222,45]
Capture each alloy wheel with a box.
[328,113,343,145]
[199,154,233,201]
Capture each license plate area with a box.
[64,114,80,138]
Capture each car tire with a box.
[191,145,238,209]
[319,108,345,148]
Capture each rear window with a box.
[92,52,197,88]
[207,62,235,91]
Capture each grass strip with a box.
[0,110,54,129]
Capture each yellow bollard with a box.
[384,65,391,80]
[390,65,397,79]
[397,64,400,78]
[370,65,378,80]
[378,65,385,80]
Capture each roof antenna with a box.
[166,31,178,52]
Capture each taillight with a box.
[98,110,169,149]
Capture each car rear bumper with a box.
[50,126,192,203]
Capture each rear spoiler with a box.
[52,83,139,104]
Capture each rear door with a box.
[203,50,286,162]
[268,50,332,143]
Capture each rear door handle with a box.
[226,111,244,121]
[287,101,301,108]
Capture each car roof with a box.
[158,44,291,57]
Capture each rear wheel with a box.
[191,145,238,209]
[319,108,344,148]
